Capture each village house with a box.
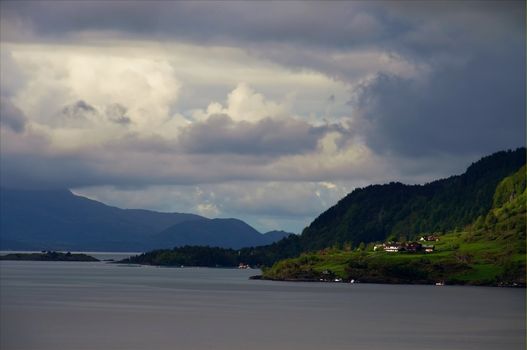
[379,241,429,253]
[405,242,423,252]
[423,245,435,253]
[376,240,435,253]
[373,244,384,251]
[384,243,403,252]
[419,235,440,242]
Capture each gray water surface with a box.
[1,260,524,350]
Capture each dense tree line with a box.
[123,234,303,267]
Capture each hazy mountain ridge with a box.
[154,218,267,250]
[262,230,294,242]
[0,189,293,251]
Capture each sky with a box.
[0,1,525,233]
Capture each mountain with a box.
[0,188,202,251]
[262,164,527,286]
[151,219,288,249]
[299,148,526,250]
[0,189,287,251]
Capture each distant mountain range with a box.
[0,189,293,251]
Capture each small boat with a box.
[435,281,445,286]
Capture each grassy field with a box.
[262,228,525,286]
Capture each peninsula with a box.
[0,251,99,262]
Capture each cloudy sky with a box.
[0,1,524,233]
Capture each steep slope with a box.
[472,164,526,243]
[300,148,525,250]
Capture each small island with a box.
[0,251,99,262]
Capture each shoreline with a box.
[251,275,526,288]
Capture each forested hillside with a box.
[300,148,525,250]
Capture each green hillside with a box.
[300,148,525,250]
[262,165,527,286]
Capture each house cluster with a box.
[374,241,435,253]
[419,235,440,242]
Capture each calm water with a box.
[0,260,525,350]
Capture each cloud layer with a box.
[0,1,524,232]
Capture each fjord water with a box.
[1,260,524,350]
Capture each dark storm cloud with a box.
[0,97,27,133]
[55,100,99,129]
[106,134,177,154]
[354,40,525,156]
[0,144,280,190]
[0,154,103,190]
[0,0,524,191]
[0,150,180,190]
[56,100,131,127]
[61,100,96,118]
[0,51,26,98]
[0,1,384,47]
[5,0,519,159]
[178,114,345,156]
[105,103,131,125]
[2,1,522,51]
